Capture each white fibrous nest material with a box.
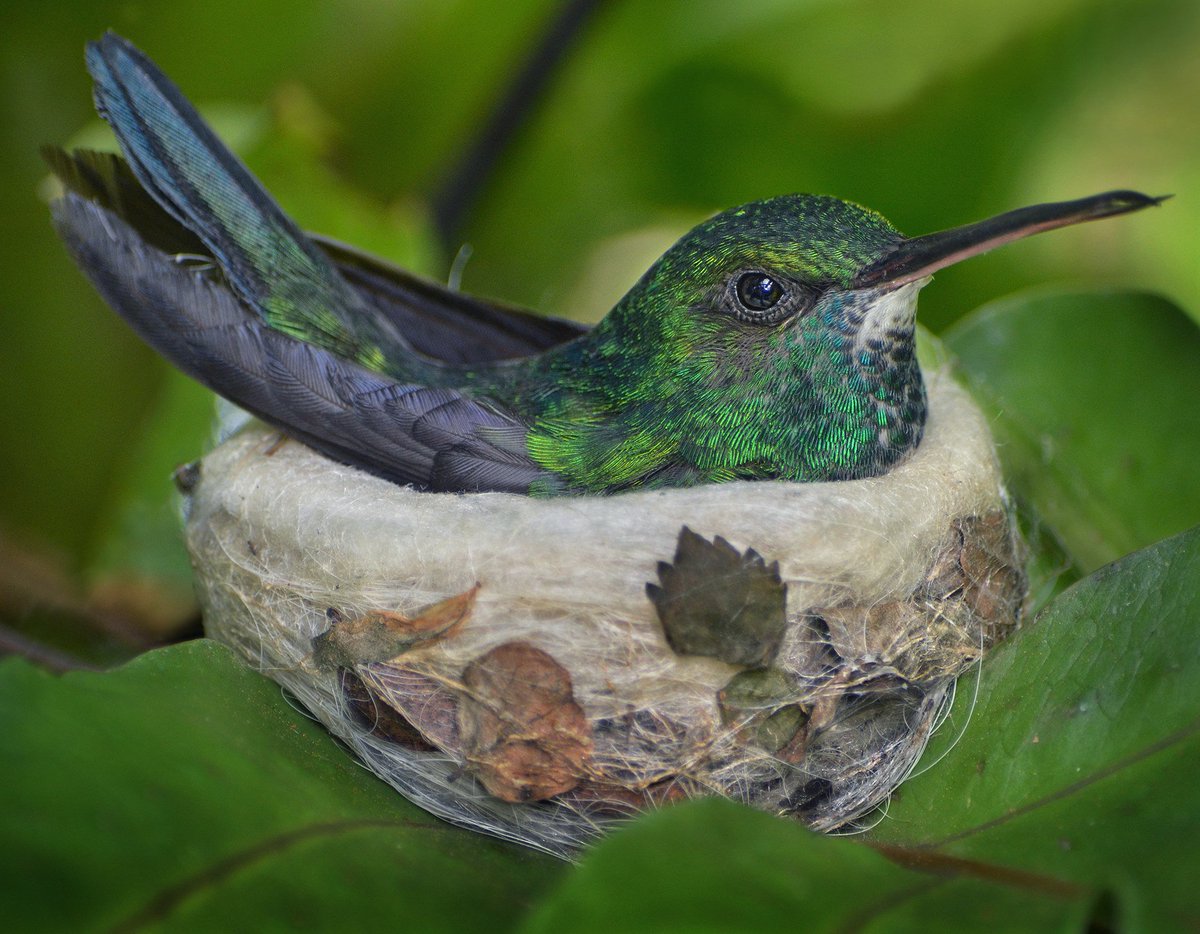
[183,369,1026,858]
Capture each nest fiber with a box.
[185,369,1024,857]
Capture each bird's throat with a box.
[771,281,927,481]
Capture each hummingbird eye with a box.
[736,272,783,312]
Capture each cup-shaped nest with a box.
[184,369,1025,858]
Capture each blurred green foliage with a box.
[2,4,1199,927]
[2,1,1197,655]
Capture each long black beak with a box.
[852,190,1166,290]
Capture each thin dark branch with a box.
[431,0,609,249]
[0,623,103,673]
[867,841,1087,900]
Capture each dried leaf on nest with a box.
[808,511,1026,686]
[339,669,438,751]
[812,601,943,682]
[920,512,1025,626]
[718,668,810,755]
[357,664,462,750]
[458,642,593,803]
[648,526,788,668]
[560,776,695,818]
[309,584,479,672]
[957,513,1026,631]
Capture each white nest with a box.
[185,369,1021,857]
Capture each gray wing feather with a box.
[53,192,551,493]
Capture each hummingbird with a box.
[48,33,1162,495]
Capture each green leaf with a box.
[525,524,1200,932]
[521,798,1086,933]
[718,667,809,754]
[872,523,1200,931]
[948,289,1200,573]
[0,640,561,932]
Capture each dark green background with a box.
[4,1,1197,658]
[3,3,1199,929]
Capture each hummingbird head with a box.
[575,188,1162,485]
[626,189,1164,347]
[597,187,1165,397]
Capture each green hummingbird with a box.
[48,33,1162,495]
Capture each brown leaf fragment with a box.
[339,669,438,751]
[812,599,978,686]
[358,664,462,751]
[647,526,788,668]
[458,642,592,803]
[922,522,968,597]
[913,511,1025,650]
[958,513,1026,633]
[310,584,479,672]
[817,602,921,668]
[561,776,694,817]
[804,668,853,734]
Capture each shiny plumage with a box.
[48,33,1161,494]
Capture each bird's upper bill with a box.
[851,190,1166,291]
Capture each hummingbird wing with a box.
[313,237,588,364]
[50,189,556,493]
[43,146,588,364]
[85,31,414,369]
[51,33,571,493]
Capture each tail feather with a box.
[86,32,404,366]
[51,191,549,492]
[43,146,589,364]
[41,146,204,256]
[50,34,567,493]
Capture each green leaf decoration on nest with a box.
[647,526,788,668]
